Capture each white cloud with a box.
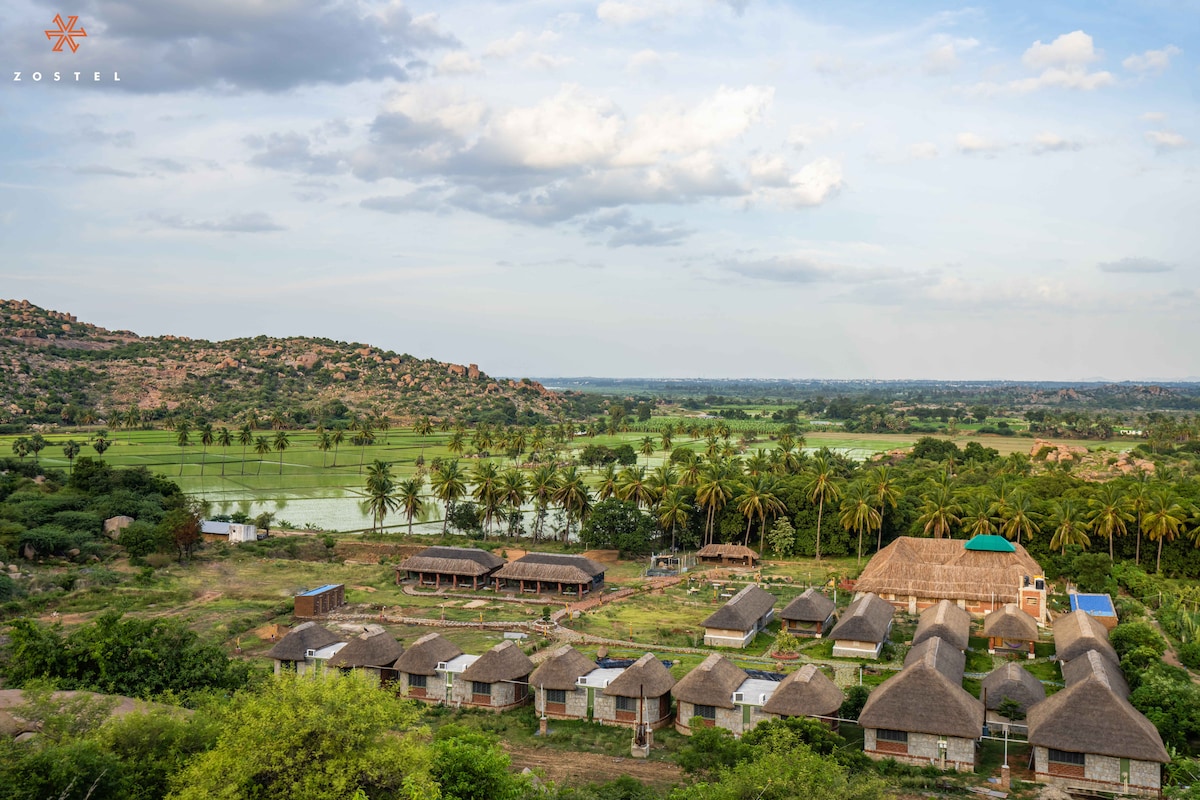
[1022,31,1101,70]
[480,85,623,170]
[747,153,792,186]
[788,119,844,150]
[1098,257,1174,274]
[437,52,482,76]
[1146,130,1189,152]
[483,30,559,59]
[956,132,1004,155]
[597,0,679,25]
[614,85,774,166]
[626,49,676,73]
[966,31,1115,95]
[525,53,574,71]
[1123,46,1181,75]
[1030,132,1082,154]
[1141,111,1167,122]
[923,39,978,75]
[909,142,939,160]
[747,157,844,208]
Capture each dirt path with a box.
[504,742,683,790]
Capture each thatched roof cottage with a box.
[392,632,464,702]
[696,543,759,567]
[1053,610,1119,665]
[779,588,836,638]
[455,640,534,711]
[396,546,505,589]
[702,585,777,648]
[859,635,983,772]
[493,553,606,596]
[1028,651,1168,797]
[912,599,972,651]
[980,663,1046,730]
[601,653,677,730]
[672,654,749,735]
[761,664,843,727]
[1061,649,1129,699]
[327,629,404,682]
[854,536,1042,616]
[264,621,347,676]
[982,603,1040,657]
[530,645,599,721]
[828,592,895,660]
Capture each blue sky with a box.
[1,0,1196,380]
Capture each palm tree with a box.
[198,422,214,476]
[430,460,467,536]
[123,405,141,431]
[216,427,232,475]
[647,465,678,506]
[397,476,426,536]
[917,484,961,539]
[61,440,81,474]
[175,421,191,476]
[961,493,999,538]
[253,436,271,475]
[1048,499,1090,555]
[695,462,736,546]
[27,433,46,466]
[596,464,619,501]
[744,449,770,477]
[999,492,1040,546]
[413,415,433,456]
[354,422,375,474]
[616,466,656,509]
[528,464,561,542]
[803,456,844,559]
[553,466,592,542]
[375,411,391,445]
[11,438,29,461]
[316,431,332,468]
[737,474,785,551]
[1089,483,1133,562]
[273,431,291,475]
[839,481,882,565]
[91,432,111,463]
[471,461,501,537]
[447,431,466,458]
[497,468,528,537]
[1143,488,1188,574]
[1127,478,1153,566]
[639,436,656,465]
[331,426,346,468]
[657,489,690,552]
[238,424,254,475]
[659,426,673,454]
[867,466,901,552]
[364,462,400,536]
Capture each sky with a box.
[0,0,1197,381]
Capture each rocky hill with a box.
[0,298,574,427]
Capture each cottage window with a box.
[409,674,427,689]
[546,689,567,704]
[471,681,492,696]
[1048,749,1085,766]
[616,696,636,712]
[876,729,908,744]
[694,704,717,721]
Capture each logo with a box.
[45,14,87,53]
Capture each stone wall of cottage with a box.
[533,686,589,720]
[675,701,746,736]
[451,677,529,710]
[832,639,882,658]
[594,694,672,729]
[864,729,976,772]
[398,672,451,703]
[1032,747,1161,797]
[704,627,753,647]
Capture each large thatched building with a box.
[701,584,776,648]
[264,621,347,676]
[455,640,534,711]
[395,546,504,589]
[696,544,759,567]
[980,662,1046,731]
[392,632,464,702]
[1028,648,1168,797]
[912,599,972,651]
[859,636,983,772]
[779,588,836,638]
[327,629,404,683]
[1053,609,1119,665]
[854,536,1043,617]
[828,592,895,659]
[983,603,1040,658]
[493,553,606,596]
[761,664,843,727]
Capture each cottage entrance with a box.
[586,687,595,721]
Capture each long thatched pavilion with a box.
[492,553,606,596]
[395,546,504,589]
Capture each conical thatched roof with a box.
[265,621,346,662]
[397,546,504,577]
[761,664,843,718]
[530,646,596,691]
[1053,610,1117,664]
[604,653,676,698]
[854,536,1041,604]
[1062,649,1129,699]
[780,588,835,623]
[859,660,984,739]
[903,635,966,681]
[460,640,534,684]
[672,653,748,709]
[980,663,1046,713]
[493,553,606,584]
[392,632,463,676]
[327,629,404,669]
[702,585,776,630]
[1028,678,1168,763]
[982,603,1039,641]
[912,600,972,650]
[828,593,894,644]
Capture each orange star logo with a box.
[45,14,88,53]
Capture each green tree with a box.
[253,436,271,476]
[431,726,526,800]
[91,432,111,463]
[528,465,561,542]
[198,422,214,476]
[431,461,467,536]
[397,476,426,536]
[174,422,191,476]
[273,430,291,475]
[580,499,656,556]
[767,516,796,557]
[657,489,690,553]
[917,483,961,540]
[496,468,528,538]
[215,427,232,476]
[1049,498,1091,554]
[61,439,81,474]
[839,480,882,565]
[695,462,736,546]
[471,461,501,537]
[169,672,436,800]
[161,504,203,562]
[237,423,254,475]
[616,466,655,509]
[331,425,347,468]
[803,456,844,559]
[1142,488,1188,574]
[639,436,656,464]
[999,491,1041,545]
[364,460,399,536]
[11,437,29,461]
[553,466,592,543]
[28,433,46,465]
[1089,482,1132,562]
[316,430,333,468]
[737,473,785,552]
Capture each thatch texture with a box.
[264,621,346,662]
[397,546,504,577]
[493,553,605,584]
[780,588,835,623]
[761,664,842,718]
[460,640,534,684]
[392,632,463,676]
[854,536,1042,604]
[1062,649,1129,699]
[903,636,966,681]
[980,663,1046,713]
[702,585,776,631]
[982,603,1039,641]
[912,600,972,650]
[828,593,894,644]
[672,654,748,709]
[327,629,403,669]
[696,544,759,562]
[859,660,984,739]
[1053,610,1118,664]
[1028,678,1168,763]
[604,653,676,698]
[529,646,596,691]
